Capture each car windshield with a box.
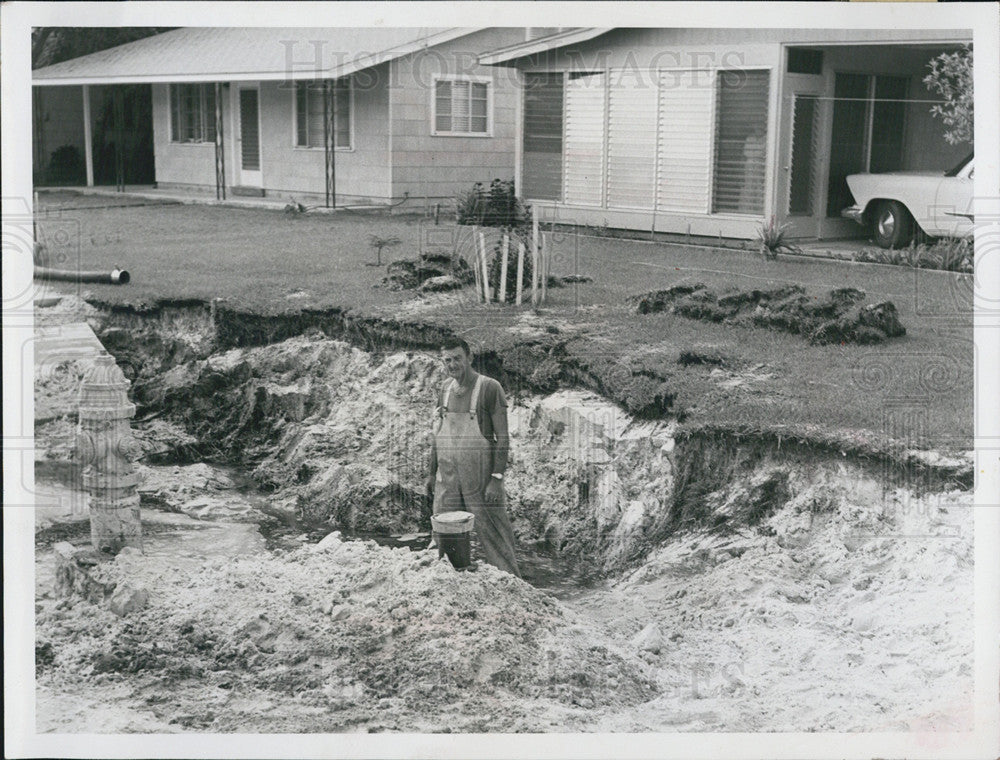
[944,152,974,178]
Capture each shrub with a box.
[852,238,972,273]
[455,179,530,228]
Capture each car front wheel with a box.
[871,200,914,249]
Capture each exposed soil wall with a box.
[34,296,975,733]
[80,305,973,576]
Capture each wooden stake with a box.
[478,230,490,302]
[499,232,509,303]
[515,241,525,306]
[540,231,548,304]
[471,227,483,301]
[531,229,539,307]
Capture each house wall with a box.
[388,27,524,208]
[514,28,784,239]
[152,82,224,191]
[152,67,392,203]
[510,29,970,239]
[252,68,391,204]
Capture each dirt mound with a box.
[635,283,905,344]
[36,536,657,732]
[381,254,474,292]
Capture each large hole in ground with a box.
[33,300,975,733]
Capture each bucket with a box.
[430,511,475,570]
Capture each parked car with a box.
[842,153,974,248]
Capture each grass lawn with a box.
[34,191,973,449]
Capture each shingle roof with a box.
[33,27,479,85]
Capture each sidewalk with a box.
[34,185,394,214]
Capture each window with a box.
[295,79,351,149]
[170,84,216,143]
[712,70,770,215]
[787,48,824,76]
[434,79,490,135]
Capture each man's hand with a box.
[484,477,503,505]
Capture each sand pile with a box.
[36,534,657,732]
[571,476,974,732]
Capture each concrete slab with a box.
[34,322,105,375]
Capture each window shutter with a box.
[170,85,180,142]
[655,70,714,214]
[435,81,452,132]
[470,82,488,133]
[522,73,564,200]
[203,84,216,141]
[712,70,770,215]
[452,81,471,132]
[563,73,605,206]
[296,83,308,146]
[334,78,350,148]
[788,94,819,215]
[606,76,657,210]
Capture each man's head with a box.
[440,337,472,381]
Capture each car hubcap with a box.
[878,212,895,238]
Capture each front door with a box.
[235,85,262,187]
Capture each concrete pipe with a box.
[35,266,130,285]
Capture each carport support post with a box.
[113,88,125,192]
[214,82,226,200]
[81,85,94,187]
[324,80,336,209]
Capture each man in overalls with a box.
[426,337,520,577]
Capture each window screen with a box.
[435,80,489,134]
[712,70,770,214]
[170,84,217,143]
[295,79,350,149]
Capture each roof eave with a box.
[32,27,481,86]
[478,28,613,66]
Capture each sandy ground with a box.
[31,299,974,734]
[34,475,972,733]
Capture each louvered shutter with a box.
[296,83,308,146]
[435,81,452,132]
[606,76,657,210]
[334,78,351,148]
[470,82,488,133]
[522,73,564,200]
[712,70,770,214]
[788,94,819,215]
[563,73,605,207]
[452,81,471,132]
[170,85,181,141]
[656,70,714,214]
[203,84,216,141]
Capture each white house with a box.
[480,27,973,240]
[32,27,536,208]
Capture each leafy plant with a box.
[455,179,530,228]
[923,45,973,145]
[368,234,401,267]
[853,238,972,273]
[755,217,801,259]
